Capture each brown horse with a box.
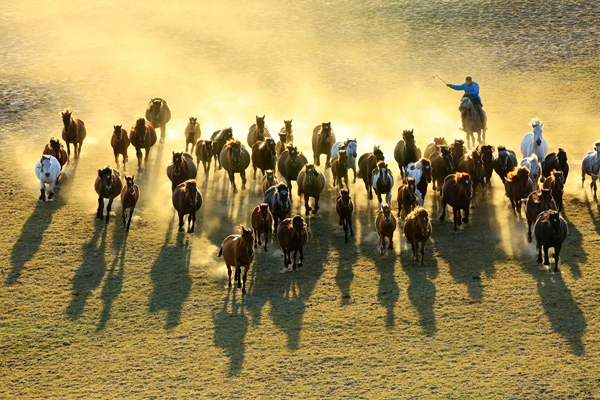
[251,138,277,180]
[372,161,395,211]
[278,119,294,150]
[312,122,336,168]
[110,125,130,171]
[357,146,385,199]
[439,172,473,231]
[542,148,569,184]
[95,166,123,224]
[145,98,171,144]
[534,210,568,272]
[276,132,290,158]
[476,144,495,188]
[194,139,213,184]
[120,174,140,231]
[375,204,397,254]
[61,108,86,162]
[217,226,254,293]
[167,151,198,192]
[129,117,157,172]
[525,189,557,243]
[297,164,326,216]
[277,215,309,271]
[423,137,447,159]
[336,188,354,243]
[277,144,308,193]
[394,129,422,178]
[219,139,251,194]
[457,149,486,207]
[330,150,349,189]
[403,206,432,264]
[504,166,534,216]
[397,177,419,219]
[184,116,201,153]
[543,169,565,212]
[251,203,273,251]
[42,137,68,180]
[172,179,203,233]
[247,115,271,148]
[429,145,454,192]
[261,169,279,194]
[450,139,466,169]
[210,127,234,171]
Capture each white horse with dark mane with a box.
[520,154,541,190]
[332,139,358,183]
[520,118,548,162]
[35,154,61,201]
[582,141,600,201]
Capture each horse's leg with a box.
[97,195,104,219]
[388,232,394,250]
[264,228,269,252]
[543,245,550,266]
[304,195,311,216]
[188,211,196,233]
[48,179,56,200]
[439,199,446,222]
[313,194,320,214]
[136,147,143,171]
[299,246,304,268]
[593,177,598,201]
[527,220,533,243]
[343,219,349,243]
[242,265,250,294]
[314,152,319,166]
[226,263,232,287]
[114,150,119,169]
[352,166,357,184]
[454,208,460,230]
[325,154,331,169]
[39,180,46,201]
[235,264,242,288]
[65,142,71,163]
[463,205,470,224]
[554,244,561,273]
[411,240,418,261]
[241,170,247,191]
[159,124,165,144]
[378,233,385,254]
[122,205,128,228]
[471,185,477,209]
[397,196,403,218]
[252,163,257,181]
[178,211,185,232]
[122,152,127,172]
[144,148,149,171]
[228,171,238,194]
[105,196,114,224]
[420,240,426,264]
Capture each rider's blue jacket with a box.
[450,82,481,103]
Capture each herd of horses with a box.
[33,101,600,288]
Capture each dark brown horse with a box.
[172,179,203,233]
[95,166,123,224]
[492,145,518,184]
[277,215,309,271]
[543,169,565,212]
[312,122,336,167]
[394,129,422,178]
[210,127,234,171]
[130,117,157,172]
[542,148,569,184]
[439,172,473,231]
[423,137,447,159]
[263,183,292,232]
[504,166,534,216]
[110,125,130,171]
[457,149,486,207]
[276,132,290,158]
[219,139,251,194]
[330,150,349,189]
[372,161,395,211]
[261,169,279,194]
[167,151,198,192]
[217,226,254,293]
[251,138,277,180]
[145,98,171,144]
[251,203,273,252]
[120,174,140,231]
[375,204,397,255]
[194,139,213,184]
[429,145,455,192]
[357,146,385,199]
[277,144,308,193]
[525,189,557,243]
[247,115,271,148]
[476,144,495,188]
[397,177,419,219]
[61,108,86,162]
[403,206,432,264]
[450,139,466,169]
[297,164,326,216]
[534,210,568,272]
[184,116,201,153]
[42,137,68,177]
[336,188,354,243]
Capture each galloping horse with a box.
[247,115,271,148]
[61,108,86,162]
[251,138,277,180]
[35,155,61,202]
[277,216,309,271]
[145,98,171,144]
[166,151,198,192]
[423,137,448,159]
[520,154,541,191]
[357,146,385,199]
[251,203,273,251]
[429,145,454,192]
[336,188,354,243]
[525,189,557,243]
[394,129,422,178]
[405,158,432,205]
[476,144,495,188]
[217,226,254,293]
[261,169,279,194]
[459,96,485,148]
[542,148,569,184]
[396,177,419,219]
[263,183,292,232]
[520,118,548,162]
[184,117,201,153]
[120,175,140,231]
[375,204,396,255]
[312,122,336,168]
[581,142,600,200]
[172,179,203,233]
[504,166,534,216]
[439,172,473,231]
[210,127,234,171]
[95,166,123,224]
[110,125,130,171]
[277,144,308,193]
[219,139,251,194]
[332,139,358,183]
[129,117,157,172]
[276,132,290,158]
[372,161,394,211]
[278,120,294,144]
[534,210,568,272]
[492,145,518,184]
[543,169,565,212]
[457,149,486,207]
[330,150,350,190]
[194,140,213,184]
[297,164,326,216]
[450,139,466,169]
[42,137,68,179]
[403,206,432,264]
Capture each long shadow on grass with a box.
[96,231,127,332]
[212,289,248,377]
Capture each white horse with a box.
[405,161,424,206]
[332,139,358,183]
[372,162,394,211]
[581,141,600,201]
[520,118,548,162]
[520,154,541,190]
[35,154,61,201]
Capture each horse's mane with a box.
[408,206,428,220]
[433,137,446,145]
[224,138,242,150]
[506,166,528,182]
[183,179,197,192]
[99,165,112,176]
[62,108,72,114]
[594,142,600,151]
[497,145,507,153]
[275,183,288,193]
[530,117,542,127]
[402,129,414,140]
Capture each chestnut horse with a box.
[297,163,326,216]
[251,138,277,180]
[166,151,198,192]
[277,144,308,193]
[394,129,422,178]
[120,174,140,231]
[439,172,473,231]
[277,216,309,271]
[312,122,336,168]
[95,166,123,224]
[42,137,68,179]
[247,115,271,148]
[542,148,569,184]
[210,127,234,171]
[457,149,486,206]
[261,169,279,194]
[336,188,354,243]
[504,166,534,216]
[330,150,349,189]
[217,226,254,293]
[525,189,557,243]
[172,179,203,233]
[372,161,395,211]
[397,177,419,219]
[357,146,385,200]
[263,183,292,232]
[61,108,86,162]
[219,139,251,194]
[403,206,432,264]
[145,98,171,144]
[251,203,273,251]
[194,139,213,184]
[277,119,294,155]
[534,210,568,272]
[130,117,157,172]
[543,169,565,212]
[375,204,397,255]
[110,125,130,171]
[429,145,454,192]
[184,116,201,153]
[423,137,448,159]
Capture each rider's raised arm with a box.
[449,83,467,91]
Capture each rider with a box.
[447,76,487,132]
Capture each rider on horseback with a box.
[447,76,487,133]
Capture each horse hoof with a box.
[96,213,103,220]
[105,218,110,224]
[233,188,238,194]
[527,236,532,244]
[178,227,184,233]
[241,185,246,190]
[237,283,242,288]
[264,247,268,252]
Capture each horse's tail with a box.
[217,246,223,258]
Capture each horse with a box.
[429,145,454,192]
[405,158,432,205]
[297,163,326,216]
[423,137,448,159]
[277,144,308,193]
[459,96,485,148]
[60,108,86,162]
[525,189,557,243]
[145,98,171,144]
[120,174,140,231]
[357,146,385,199]
[403,206,432,264]
[450,139,466,169]
[278,119,294,145]
[42,137,68,182]
[439,172,473,231]
[542,148,569,184]
[261,169,279,194]
[457,149,486,207]
[217,226,254,293]
[129,117,157,172]
[210,127,234,171]
[167,151,198,192]
[35,155,61,202]
[534,210,568,272]
[251,203,273,252]
[394,129,422,178]
[332,139,358,183]
[94,166,123,224]
[372,161,395,211]
[375,204,396,255]
[543,169,565,212]
[336,188,354,243]
[172,179,203,233]
[330,150,350,190]
[312,122,336,167]
[277,216,309,271]
[263,183,292,232]
[396,177,419,219]
[194,140,213,184]
[476,144,495,188]
[220,139,251,194]
[110,125,130,171]
[251,138,277,180]
[520,154,541,191]
[247,115,271,148]
[581,142,600,201]
[184,117,201,153]
[504,166,534,216]
[520,118,548,162]
[276,132,290,158]
[492,145,518,184]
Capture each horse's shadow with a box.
[96,228,127,332]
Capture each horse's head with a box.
[134,118,147,145]
[291,215,306,241]
[471,150,485,181]
[265,138,277,157]
[61,109,72,130]
[256,115,266,136]
[320,122,332,142]
[259,203,271,225]
[225,139,243,166]
[540,188,553,205]
[452,139,465,157]
[516,166,531,191]
[239,225,254,256]
[440,146,454,173]
[223,127,233,140]
[278,132,288,144]
[546,210,563,239]
[338,150,349,169]
[303,164,319,185]
[49,137,61,157]
[204,140,213,158]
[287,145,300,167]
[39,155,52,177]
[344,139,358,158]
[434,137,446,146]
[420,158,432,183]
[339,188,351,207]
[264,169,275,185]
[150,99,162,121]
[406,177,417,202]
[172,151,184,175]
[497,145,509,170]
[527,154,540,181]
[531,118,544,146]
[414,207,431,237]
[124,174,136,195]
[283,119,292,134]
[381,204,393,223]
[184,179,200,206]
[557,148,568,169]
[552,170,565,192]
[479,145,495,165]
[98,166,115,193]
[113,125,124,141]
[188,117,197,133]
[402,129,415,149]
[373,146,385,161]
[276,183,290,209]
[457,173,473,199]
[459,96,472,113]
